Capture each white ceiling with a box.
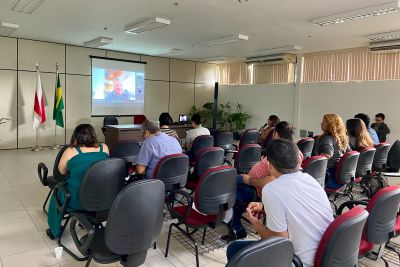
[1,0,400,61]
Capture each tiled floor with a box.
[0,148,397,266]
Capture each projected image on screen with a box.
[91,57,145,116]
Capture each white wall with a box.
[219,84,296,130]
[220,81,400,144]
[300,81,400,144]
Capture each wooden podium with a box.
[105,124,192,149]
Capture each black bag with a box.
[362,172,389,198]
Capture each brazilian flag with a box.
[53,73,64,127]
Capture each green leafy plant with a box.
[189,102,251,133]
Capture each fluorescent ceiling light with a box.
[0,22,19,36]
[83,37,113,48]
[312,1,400,26]
[125,17,170,34]
[199,56,229,63]
[255,46,302,56]
[203,34,249,46]
[11,0,45,14]
[366,30,400,41]
[152,48,183,56]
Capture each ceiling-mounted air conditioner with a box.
[369,39,400,51]
[245,53,297,65]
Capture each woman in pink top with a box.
[223,121,302,242]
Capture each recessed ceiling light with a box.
[366,30,400,41]
[238,0,248,3]
[203,34,249,47]
[151,48,183,56]
[83,37,113,48]
[312,1,400,26]
[0,22,19,36]
[125,17,170,35]
[11,0,45,14]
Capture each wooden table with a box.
[105,124,192,150]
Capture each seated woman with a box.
[159,112,179,140]
[46,124,109,239]
[312,114,350,189]
[259,115,280,148]
[346,118,373,151]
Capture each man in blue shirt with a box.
[354,113,379,145]
[136,120,182,179]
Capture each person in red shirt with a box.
[222,121,303,242]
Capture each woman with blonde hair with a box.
[346,118,374,151]
[313,114,350,189]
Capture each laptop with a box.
[178,114,189,124]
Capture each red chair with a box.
[338,186,400,266]
[188,135,214,166]
[314,206,368,267]
[238,129,259,148]
[325,151,360,213]
[133,114,146,124]
[297,138,315,160]
[234,144,262,174]
[372,142,390,171]
[302,155,328,187]
[165,166,237,267]
[186,147,224,191]
[352,146,376,197]
[153,153,189,192]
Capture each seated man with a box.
[184,113,210,150]
[371,113,390,143]
[226,139,333,267]
[136,120,182,179]
[222,121,303,241]
[354,113,379,145]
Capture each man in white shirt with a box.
[226,139,333,267]
[185,113,210,150]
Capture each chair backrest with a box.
[364,186,400,245]
[226,237,294,267]
[191,135,214,160]
[110,140,141,163]
[335,151,360,185]
[297,138,315,159]
[356,147,376,178]
[153,153,189,191]
[194,166,237,215]
[216,131,233,150]
[239,129,259,147]
[387,140,400,170]
[53,145,69,181]
[314,206,368,267]
[303,155,328,187]
[133,114,146,124]
[235,144,261,174]
[195,147,224,177]
[372,142,390,170]
[79,158,127,211]
[105,180,164,258]
[104,116,118,127]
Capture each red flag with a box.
[33,69,46,129]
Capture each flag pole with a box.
[50,63,60,150]
[32,63,43,152]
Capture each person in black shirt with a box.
[371,113,390,143]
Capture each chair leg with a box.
[201,227,207,245]
[165,223,174,257]
[85,256,92,267]
[42,189,52,215]
[58,216,87,261]
[153,242,157,250]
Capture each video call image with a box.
[92,68,144,104]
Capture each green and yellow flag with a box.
[53,72,64,127]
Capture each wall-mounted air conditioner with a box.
[369,39,400,52]
[245,53,297,65]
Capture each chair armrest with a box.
[225,149,238,154]
[337,200,368,215]
[53,183,71,214]
[37,162,49,186]
[292,254,303,267]
[232,144,238,150]
[166,189,193,223]
[70,213,95,255]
